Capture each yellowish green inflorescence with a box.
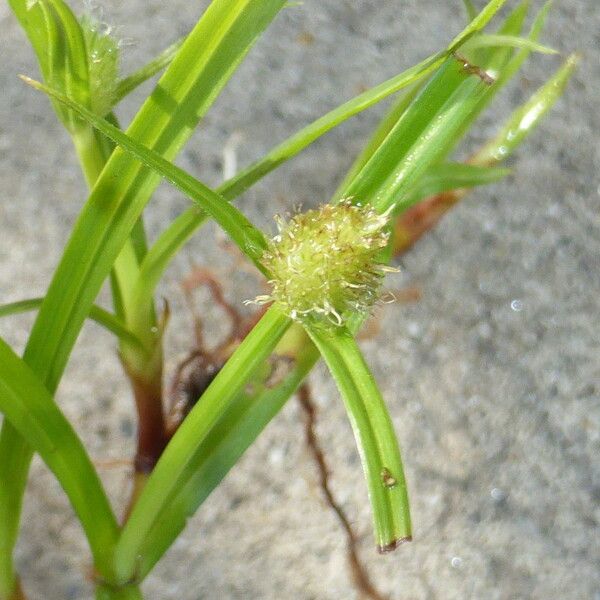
[81,14,120,117]
[256,200,393,326]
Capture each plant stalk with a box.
[95,583,144,600]
[73,125,166,480]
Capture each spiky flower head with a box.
[257,200,393,326]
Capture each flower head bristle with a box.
[256,200,393,326]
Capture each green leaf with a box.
[21,0,286,386]
[114,307,292,584]
[480,0,552,89]
[332,0,527,203]
[421,1,550,180]
[462,0,478,22]
[24,76,270,278]
[343,56,491,214]
[113,37,185,106]
[137,326,319,577]
[403,162,511,205]
[0,337,119,581]
[306,325,411,551]
[463,33,557,55]
[0,297,144,350]
[473,0,530,68]
[474,54,579,165]
[449,0,509,45]
[8,0,91,130]
[216,42,466,202]
[332,86,422,202]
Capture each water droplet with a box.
[510,299,523,312]
[407,321,421,338]
[381,468,397,488]
[490,487,506,502]
[150,326,158,333]
[451,556,463,569]
[494,145,509,159]
[269,446,284,465]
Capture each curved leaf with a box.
[0,337,119,580]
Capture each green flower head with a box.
[80,14,120,117]
[256,200,393,326]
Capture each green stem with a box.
[95,583,143,600]
[73,126,108,186]
[0,450,27,600]
[71,118,170,525]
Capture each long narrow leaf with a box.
[337,0,527,208]
[0,338,119,580]
[403,162,511,206]
[137,328,319,577]
[474,54,579,165]
[306,326,411,551]
[332,86,422,201]
[114,307,292,584]
[0,298,143,350]
[113,37,185,105]
[463,33,557,55]
[24,77,269,277]
[22,0,286,391]
[343,57,491,214]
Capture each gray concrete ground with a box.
[1,1,599,598]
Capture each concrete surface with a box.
[1,0,599,598]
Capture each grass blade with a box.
[463,33,557,54]
[403,162,511,205]
[332,86,422,201]
[393,56,577,257]
[475,54,579,165]
[306,326,411,551]
[218,44,465,201]
[0,338,119,581]
[113,37,185,105]
[114,307,292,584]
[137,328,319,577]
[342,56,491,214]
[24,76,270,277]
[20,0,286,387]
[0,298,144,350]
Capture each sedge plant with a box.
[0,0,576,598]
